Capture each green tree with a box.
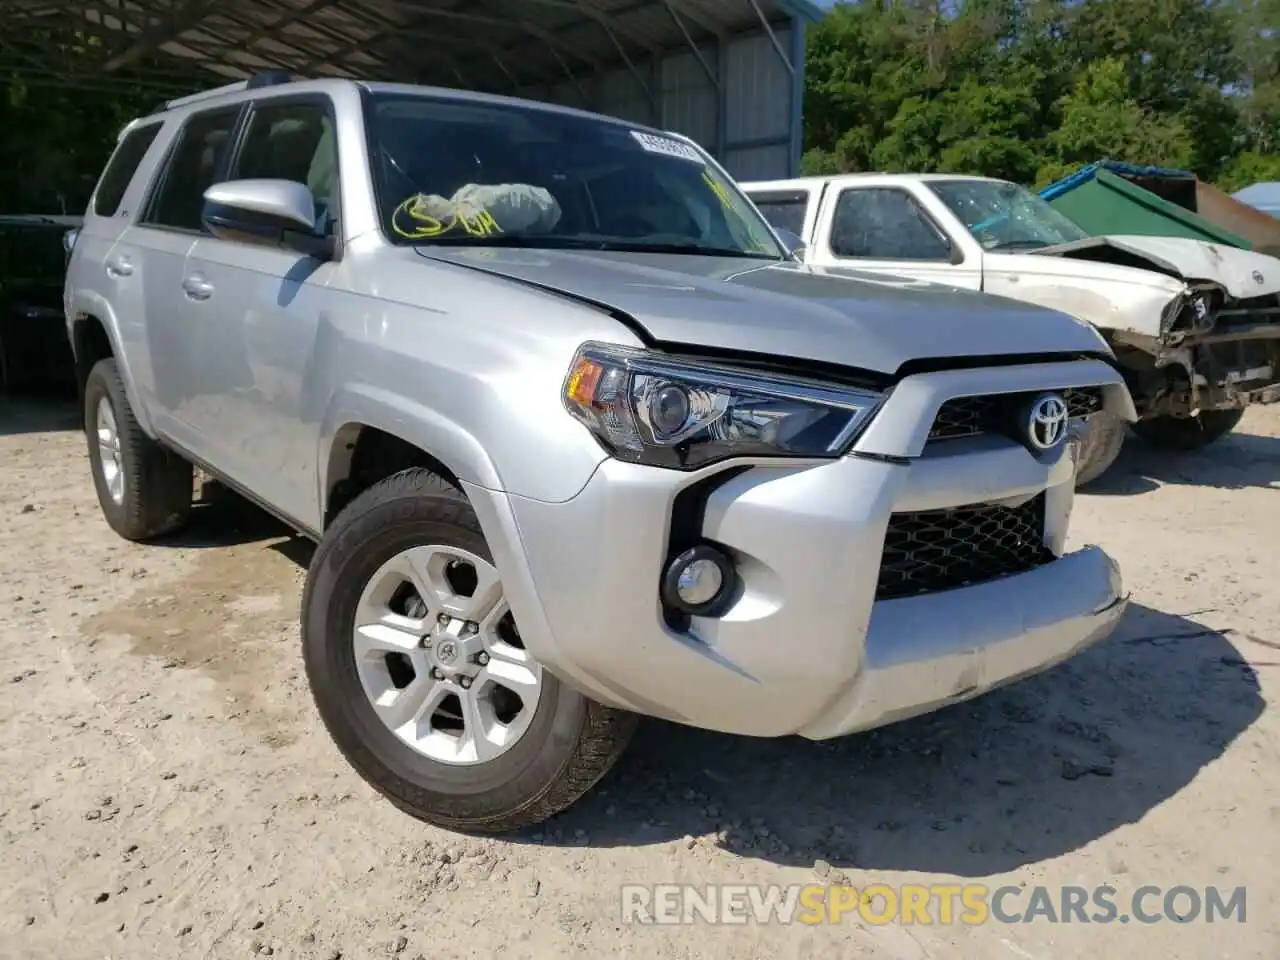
[1060,0,1245,179]
[802,0,1271,189]
[1064,0,1241,113]
[1217,150,1280,192]
[802,1,939,172]
[1230,0,1280,157]
[934,68,1048,181]
[1042,57,1196,180]
[0,24,187,214]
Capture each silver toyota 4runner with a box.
[65,73,1133,834]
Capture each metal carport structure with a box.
[0,0,825,180]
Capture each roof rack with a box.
[161,71,296,111]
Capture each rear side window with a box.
[93,123,162,217]
[748,191,810,237]
[143,108,241,231]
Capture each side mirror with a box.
[775,227,807,260]
[201,179,330,256]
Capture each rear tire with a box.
[1132,408,1244,451]
[84,357,193,541]
[302,467,637,834]
[1074,413,1127,486]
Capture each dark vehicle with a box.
[0,214,79,394]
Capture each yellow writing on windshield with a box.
[701,169,734,212]
[392,194,504,240]
[701,169,774,253]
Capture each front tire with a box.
[1132,408,1245,451]
[1074,413,1127,486]
[302,468,637,834]
[83,358,192,541]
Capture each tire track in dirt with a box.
[82,490,312,748]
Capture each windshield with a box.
[928,179,1089,251]
[364,93,783,259]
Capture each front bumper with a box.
[464,359,1132,740]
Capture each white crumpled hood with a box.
[1033,235,1280,299]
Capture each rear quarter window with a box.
[747,191,810,236]
[92,122,162,218]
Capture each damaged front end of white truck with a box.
[1032,235,1280,421]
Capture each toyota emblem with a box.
[1026,393,1069,452]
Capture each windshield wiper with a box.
[410,234,611,250]
[410,234,780,259]
[586,240,780,259]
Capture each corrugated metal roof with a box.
[1,0,823,94]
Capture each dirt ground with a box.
[1,394,1278,960]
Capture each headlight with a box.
[562,342,882,470]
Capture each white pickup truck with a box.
[742,173,1280,483]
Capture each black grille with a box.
[876,494,1055,600]
[929,387,1102,442]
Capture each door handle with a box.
[105,258,134,278]
[182,275,214,301]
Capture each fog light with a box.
[661,544,737,617]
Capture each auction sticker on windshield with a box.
[631,131,704,164]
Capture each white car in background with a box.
[743,173,1280,483]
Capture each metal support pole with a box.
[598,16,651,103]
[747,0,794,75]
[788,15,805,176]
[650,55,661,127]
[550,47,591,106]
[660,0,719,91]
[715,33,728,163]
[492,53,521,91]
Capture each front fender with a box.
[985,271,1184,341]
[67,290,157,437]
[1024,282,1179,339]
[317,383,504,526]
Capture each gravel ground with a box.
[1,394,1277,960]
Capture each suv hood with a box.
[417,247,1110,376]
[1032,235,1280,299]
